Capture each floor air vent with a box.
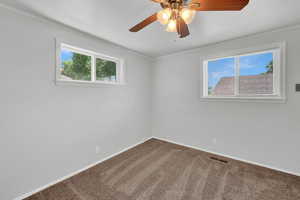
[210,157,228,164]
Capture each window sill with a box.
[200,96,286,103]
[55,80,126,87]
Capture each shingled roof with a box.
[212,73,273,95]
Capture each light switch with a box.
[296,84,300,92]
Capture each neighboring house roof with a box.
[212,74,273,95]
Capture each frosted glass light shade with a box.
[180,8,196,24]
[166,19,177,32]
[157,8,172,25]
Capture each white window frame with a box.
[56,43,125,86]
[201,42,286,103]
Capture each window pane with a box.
[208,57,235,96]
[60,48,92,81]
[239,52,273,95]
[96,58,117,82]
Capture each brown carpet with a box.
[25,139,300,200]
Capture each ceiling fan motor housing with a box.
[168,0,184,9]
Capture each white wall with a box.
[2,3,300,200]
[0,6,152,200]
[152,26,300,176]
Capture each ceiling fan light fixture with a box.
[157,8,172,25]
[129,0,250,38]
[180,8,196,24]
[166,19,177,32]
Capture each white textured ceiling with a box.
[2,0,300,57]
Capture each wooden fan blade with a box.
[151,0,163,3]
[190,0,249,11]
[129,13,157,32]
[150,0,167,8]
[177,16,190,38]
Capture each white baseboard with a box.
[14,137,152,200]
[13,136,300,200]
[153,136,300,177]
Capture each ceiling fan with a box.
[129,0,249,38]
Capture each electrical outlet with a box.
[95,146,100,154]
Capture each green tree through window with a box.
[96,58,117,81]
[62,53,91,81]
[60,46,119,83]
[261,61,273,75]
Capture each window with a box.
[202,43,285,102]
[56,43,124,85]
